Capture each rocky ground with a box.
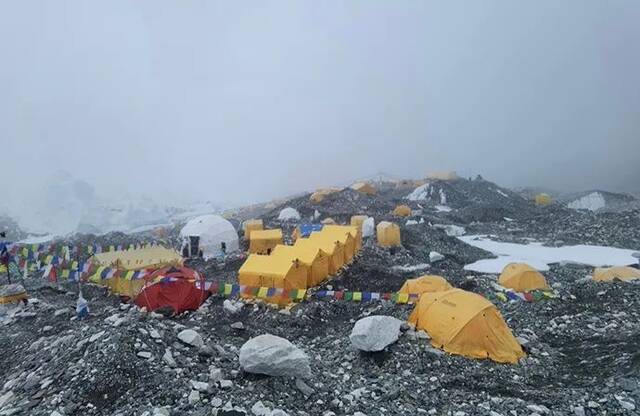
[1,177,639,416]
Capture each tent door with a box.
[189,236,200,257]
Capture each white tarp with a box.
[179,215,239,259]
[567,192,606,211]
[362,217,375,237]
[459,235,639,273]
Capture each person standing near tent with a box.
[221,241,226,256]
[1,235,11,283]
[76,287,89,319]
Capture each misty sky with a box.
[2,1,639,208]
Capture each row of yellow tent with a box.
[89,246,183,298]
[238,225,362,295]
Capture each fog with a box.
[2,1,639,233]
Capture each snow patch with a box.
[392,263,430,272]
[459,235,638,273]
[567,192,606,211]
[406,184,429,201]
[434,205,452,213]
[496,189,509,198]
[433,224,465,237]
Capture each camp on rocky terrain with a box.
[1,175,639,416]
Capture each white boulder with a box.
[350,316,403,352]
[177,329,204,348]
[239,334,311,378]
[278,207,301,221]
[429,251,445,262]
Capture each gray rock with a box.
[162,349,176,367]
[223,299,242,314]
[616,398,635,411]
[230,322,245,330]
[190,380,210,392]
[153,407,170,416]
[219,380,233,389]
[177,329,203,348]
[572,406,585,416]
[239,334,311,378]
[349,316,403,352]
[0,391,15,408]
[188,390,200,405]
[251,401,270,416]
[429,251,445,262]
[209,367,223,382]
[526,405,549,414]
[137,351,152,359]
[295,378,314,397]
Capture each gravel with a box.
[1,178,639,415]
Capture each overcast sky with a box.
[2,1,639,208]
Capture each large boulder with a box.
[239,334,311,378]
[349,316,403,352]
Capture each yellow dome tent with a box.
[242,219,264,240]
[350,182,376,195]
[408,289,525,364]
[90,246,183,298]
[393,205,412,217]
[592,266,640,282]
[273,244,330,286]
[306,232,345,274]
[498,263,549,292]
[395,179,426,189]
[249,229,283,254]
[426,171,459,181]
[534,193,552,206]
[310,188,341,203]
[377,221,401,247]
[399,275,452,295]
[238,254,307,291]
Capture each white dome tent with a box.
[179,215,239,259]
[278,207,301,222]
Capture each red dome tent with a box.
[134,266,209,315]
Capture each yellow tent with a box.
[90,247,182,297]
[377,221,401,247]
[408,289,525,364]
[322,224,362,254]
[310,188,341,203]
[399,275,452,295]
[534,193,552,206]
[350,215,367,229]
[314,228,355,262]
[92,246,182,270]
[592,266,640,282]
[393,205,412,217]
[350,182,376,195]
[305,232,345,274]
[242,219,264,239]
[238,254,308,290]
[321,218,336,225]
[249,229,283,254]
[426,171,459,181]
[396,179,426,189]
[498,263,550,292]
[273,244,330,286]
